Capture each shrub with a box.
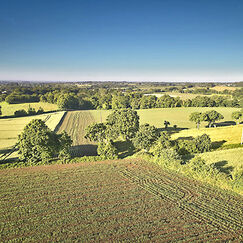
[177,134,212,155]
[14,109,27,117]
[154,148,182,170]
[27,106,36,115]
[97,140,118,159]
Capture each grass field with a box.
[0,159,242,242]
[172,125,243,145]
[89,107,240,129]
[0,111,65,150]
[0,102,58,116]
[200,148,243,170]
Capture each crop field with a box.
[200,148,243,169]
[210,86,238,92]
[0,159,242,242]
[172,125,243,145]
[0,111,65,150]
[57,111,97,156]
[0,102,58,116]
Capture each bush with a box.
[27,106,36,115]
[97,140,118,159]
[177,134,212,155]
[154,148,182,170]
[14,109,28,117]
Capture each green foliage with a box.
[189,112,203,129]
[84,123,108,142]
[132,123,160,150]
[14,109,28,117]
[27,106,36,115]
[57,93,80,110]
[203,110,224,127]
[185,156,226,183]
[154,148,182,170]
[177,134,212,155]
[232,111,242,124]
[97,140,118,159]
[106,109,139,140]
[150,132,173,155]
[164,120,170,128]
[17,119,72,163]
[58,131,73,162]
[0,105,1,116]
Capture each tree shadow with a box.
[212,160,234,176]
[214,121,236,127]
[158,127,188,136]
[70,145,98,157]
[211,140,226,149]
[114,141,136,159]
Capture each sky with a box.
[0,0,243,82]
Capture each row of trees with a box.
[84,109,212,159]
[189,110,224,129]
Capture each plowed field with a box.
[0,159,242,242]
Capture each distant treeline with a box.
[0,82,242,110]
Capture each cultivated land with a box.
[57,111,97,156]
[0,111,65,150]
[0,102,58,116]
[0,159,242,242]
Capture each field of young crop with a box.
[0,111,65,150]
[200,148,243,169]
[172,124,243,145]
[0,159,242,242]
[0,102,58,116]
[57,111,97,156]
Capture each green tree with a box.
[0,105,2,116]
[84,123,108,142]
[132,123,160,150]
[106,109,139,140]
[97,140,118,159]
[57,94,80,110]
[17,119,72,163]
[164,120,170,129]
[232,111,242,124]
[189,112,203,129]
[204,110,224,127]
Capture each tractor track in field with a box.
[119,166,243,235]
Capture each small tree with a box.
[204,110,224,127]
[189,112,203,129]
[232,111,242,125]
[0,105,2,116]
[132,123,160,150]
[164,120,170,129]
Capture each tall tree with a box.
[204,110,224,127]
[189,112,203,129]
[106,109,139,140]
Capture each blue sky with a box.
[0,0,243,82]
